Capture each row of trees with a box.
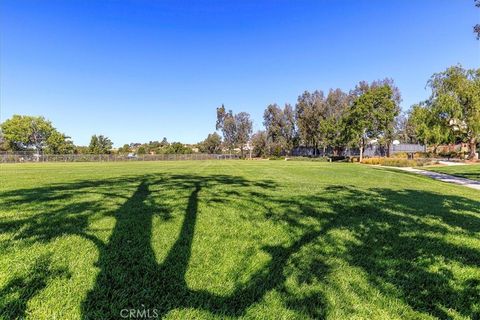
[0,115,118,154]
[213,65,479,160]
[1,66,478,159]
[215,79,401,161]
[0,116,204,155]
[117,139,195,155]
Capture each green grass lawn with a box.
[427,164,480,182]
[1,161,479,319]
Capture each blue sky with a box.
[1,0,479,146]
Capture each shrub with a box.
[361,157,434,167]
[414,152,432,159]
[391,152,408,159]
[285,156,329,162]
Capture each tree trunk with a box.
[468,138,477,160]
[359,139,364,162]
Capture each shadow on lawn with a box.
[80,175,328,319]
[0,253,70,319]
[1,173,480,319]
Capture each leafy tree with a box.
[427,65,480,159]
[199,132,222,154]
[263,103,297,156]
[282,104,298,153]
[234,112,253,158]
[0,115,57,151]
[251,130,268,157]
[160,137,169,148]
[137,146,147,155]
[407,103,452,153]
[88,135,113,154]
[346,80,400,161]
[295,91,325,156]
[321,89,351,155]
[216,105,237,152]
[45,131,74,154]
[0,132,8,151]
[166,142,192,154]
[216,105,253,157]
[117,144,132,154]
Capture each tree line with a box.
[213,78,400,161]
[213,65,479,160]
[1,65,478,159]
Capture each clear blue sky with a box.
[1,0,479,146]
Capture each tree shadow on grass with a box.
[0,253,70,319]
[80,175,328,319]
[291,185,480,319]
[1,172,480,319]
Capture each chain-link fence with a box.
[0,152,240,163]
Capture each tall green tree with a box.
[321,89,351,155]
[88,135,113,154]
[117,144,132,154]
[407,103,452,153]
[199,132,222,154]
[234,112,253,158]
[263,104,284,153]
[427,65,480,159]
[216,105,237,152]
[251,130,268,157]
[346,80,400,161]
[295,90,325,155]
[263,103,297,156]
[282,104,298,154]
[165,142,192,154]
[216,105,253,157]
[0,115,57,151]
[45,131,74,154]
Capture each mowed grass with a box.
[427,164,480,182]
[0,161,479,319]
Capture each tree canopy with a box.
[88,135,113,154]
[198,132,222,154]
[0,115,73,154]
[426,65,480,158]
[216,105,252,157]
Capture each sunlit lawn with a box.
[1,161,479,319]
[427,164,480,182]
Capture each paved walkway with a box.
[437,160,466,166]
[395,167,480,191]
